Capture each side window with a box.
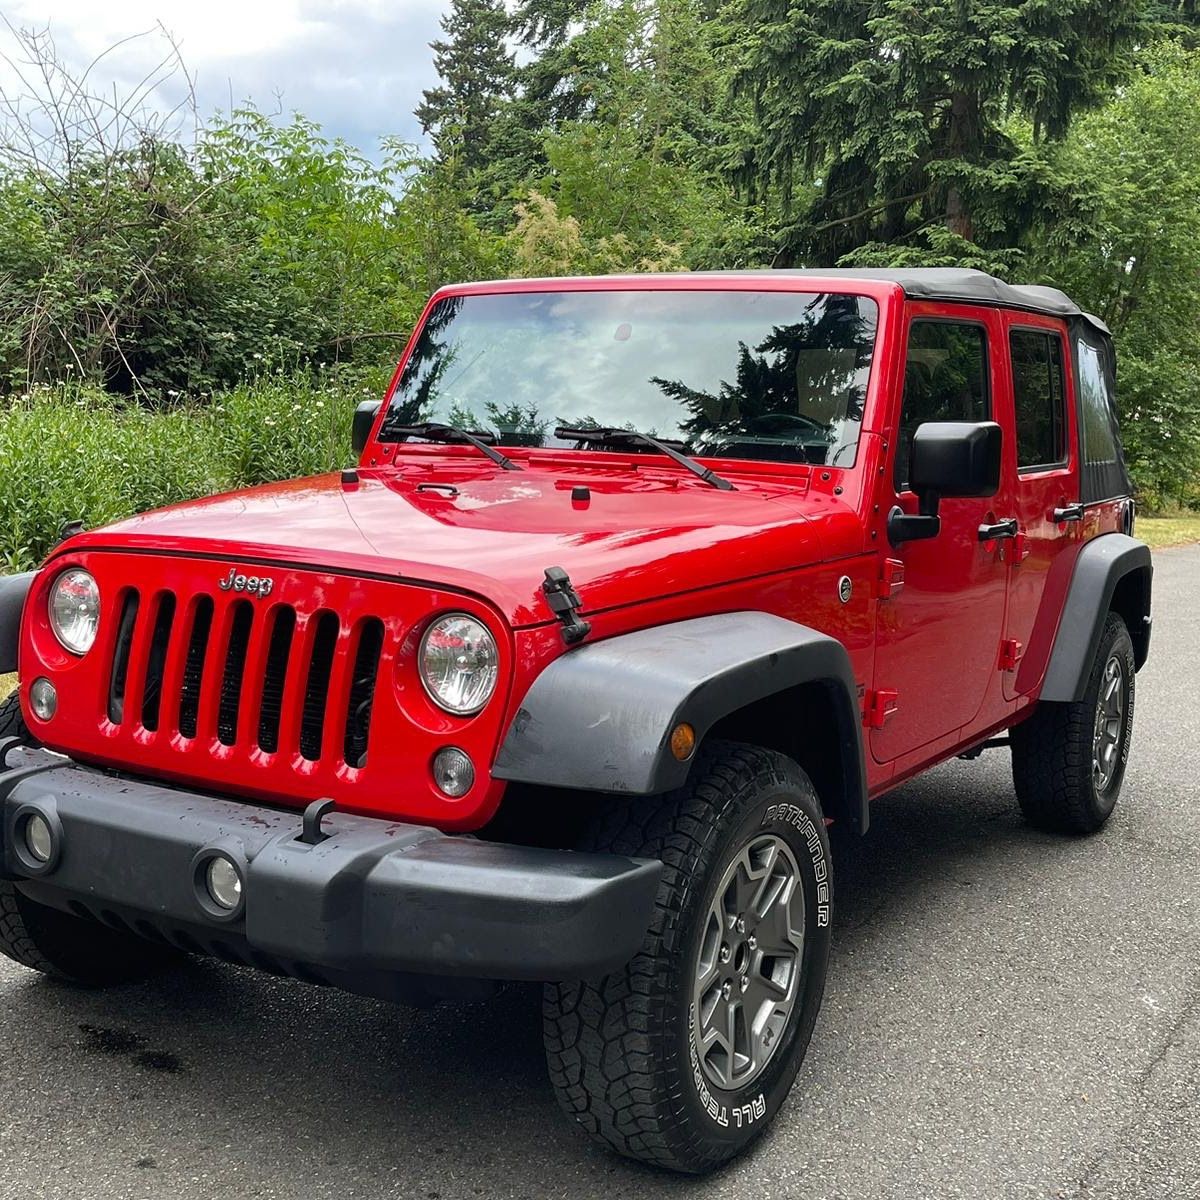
[1076,341,1120,465]
[1010,329,1066,469]
[895,320,989,489]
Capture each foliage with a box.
[1034,41,1200,507]
[0,25,507,400]
[529,1,763,270]
[725,0,1144,266]
[0,375,363,573]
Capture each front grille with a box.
[105,586,386,769]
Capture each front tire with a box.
[0,686,183,986]
[543,741,833,1173]
[1011,612,1136,834]
[0,688,34,743]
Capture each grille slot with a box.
[343,618,384,768]
[299,612,340,762]
[178,597,214,739]
[217,602,254,746]
[140,594,176,732]
[107,592,139,724]
[257,608,296,754]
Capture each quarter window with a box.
[895,321,989,489]
[1010,329,1067,469]
[1076,340,1121,465]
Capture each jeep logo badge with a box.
[838,576,852,604]
[218,567,275,599]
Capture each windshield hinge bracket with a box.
[543,567,592,645]
[877,557,906,599]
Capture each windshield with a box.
[379,289,879,467]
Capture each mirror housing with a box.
[910,420,1002,500]
[353,400,382,455]
[888,421,1002,545]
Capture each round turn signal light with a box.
[669,722,697,762]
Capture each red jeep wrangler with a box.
[0,269,1152,1172]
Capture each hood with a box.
[64,460,848,626]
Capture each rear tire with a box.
[1011,612,1136,834]
[0,685,183,986]
[543,741,833,1173]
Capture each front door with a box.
[871,306,1011,763]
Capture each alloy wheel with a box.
[691,834,805,1092]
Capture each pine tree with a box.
[728,0,1145,266]
[415,0,514,175]
[1148,0,1200,45]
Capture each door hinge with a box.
[864,688,899,729]
[999,639,1023,672]
[542,566,592,645]
[877,557,905,599]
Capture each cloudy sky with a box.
[0,1,447,153]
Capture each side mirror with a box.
[353,400,382,455]
[888,420,1002,545]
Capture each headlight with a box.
[419,614,498,715]
[49,568,100,655]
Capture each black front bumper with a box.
[0,746,660,986]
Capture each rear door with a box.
[999,315,1080,700]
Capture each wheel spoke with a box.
[746,843,778,912]
[725,1000,741,1081]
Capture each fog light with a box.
[432,747,475,798]
[205,856,243,911]
[24,814,53,863]
[30,678,57,722]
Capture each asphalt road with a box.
[2,545,1198,1200]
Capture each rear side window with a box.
[1010,329,1067,469]
[1076,341,1121,465]
[895,320,989,489]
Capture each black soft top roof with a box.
[756,268,1109,334]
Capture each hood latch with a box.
[543,567,591,645]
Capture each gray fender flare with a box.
[0,572,35,675]
[493,611,868,831]
[1040,534,1152,703]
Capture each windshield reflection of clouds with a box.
[380,290,878,468]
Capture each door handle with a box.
[978,518,1018,542]
[1053,502,1085,523]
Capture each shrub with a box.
[0,375,373,573]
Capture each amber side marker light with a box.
[670,723,696,762]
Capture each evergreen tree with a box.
[1148,0,1200,45]
[727,0,1145,265]
[415,0,515,175]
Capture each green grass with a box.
[1137,513,1200,548]
[1,673,13,699]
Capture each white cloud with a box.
[0,0,446,152]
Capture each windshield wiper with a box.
[389,422,521,471]
[554,425,735,491]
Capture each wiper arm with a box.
[389,422,521,472]
[554,425,735,491]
